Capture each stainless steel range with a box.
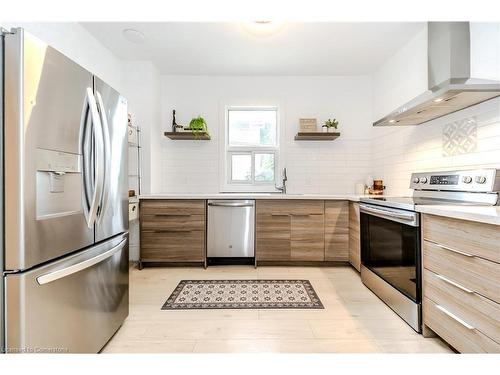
[359,169,500,333]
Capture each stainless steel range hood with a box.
[374,22,500,127]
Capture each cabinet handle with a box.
[435,305,475,330]
[143,229,192,233]
[270,214,289,217]
[434,274,474,294]
[424,238,475,258]
[153,213,192,217]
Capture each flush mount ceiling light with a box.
[122,28,145,44]
[242,21,286,37]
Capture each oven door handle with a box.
[360,204,419,226]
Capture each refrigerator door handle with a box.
[85,87,105,228]
[95,90,111,222]
[36,237,127,285]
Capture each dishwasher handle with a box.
[208,201,254,208]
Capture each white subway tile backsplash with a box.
[154,75,499,196]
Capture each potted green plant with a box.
[186,116,209,139]
[322,118,339,133]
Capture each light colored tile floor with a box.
[101,265,452,353]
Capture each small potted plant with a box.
[322,118,339,133]
[186,116,210,139]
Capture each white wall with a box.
[159,75,373,194]
[372,25,427,121]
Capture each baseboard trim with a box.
[256,261,350,267]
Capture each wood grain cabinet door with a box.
[291,213,325,261]
[348,202,361,271]
[256,213,291,260]
[256,200,292,260]
[324,201,349,261]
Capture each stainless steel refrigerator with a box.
[1,28,129,353]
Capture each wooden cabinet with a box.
[291,212,324,261]
[256,200,325,262]
[256,202,291,261]
[140,200,205,264]
[324,201,349,261]
[348,202,361,271]
[422,214,500,353]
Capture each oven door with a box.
[360,204,421,303]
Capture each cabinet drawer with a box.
[141,230,205,262]
[256,200,291,216]
[424,297,500,353]
[423,214,500,263]
[256,200,324,216]
[424,269,500,344]
[141,214,205,231]
[423,240,500,303]
[140,200,205,216]
[289,200,324,215]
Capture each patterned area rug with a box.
[162,280,324,310]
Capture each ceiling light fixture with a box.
[388,119,396,123]
[242,21,286,37]
[433,98,443,103]
[122,28,145,44]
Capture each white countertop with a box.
[139,193,376,202]
[416,205,500,226]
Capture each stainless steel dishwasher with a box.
[207,200,255,265]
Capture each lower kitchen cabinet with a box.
[256,200,325,262]
[324,201,349,261]
[348,202,361,271]
[139,200,206,264]
[256,200,330,263]
[422,214,500,353]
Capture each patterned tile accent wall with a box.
[442,118,477,157]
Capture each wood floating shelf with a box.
[164,131,211,140]
[294,132,340,141]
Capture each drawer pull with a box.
[270,214,289,217]
[436,305,475,330]
[424,238,475,258]
[434,274,474,294]
[154,214,191,217]
[143,229,192,233]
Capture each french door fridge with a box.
[1,28,129,353]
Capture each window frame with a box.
[219,101,284,193]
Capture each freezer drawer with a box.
[207,200,255,258]
[5,233,129,353]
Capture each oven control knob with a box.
[462,176,473,184]
[420,177,428,184]
[475,176,487,184]
[413,177,420,183]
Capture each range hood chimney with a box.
[374,22,500,126]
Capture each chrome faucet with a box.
[275,167,287,194]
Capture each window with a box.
[221,106,281,192]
